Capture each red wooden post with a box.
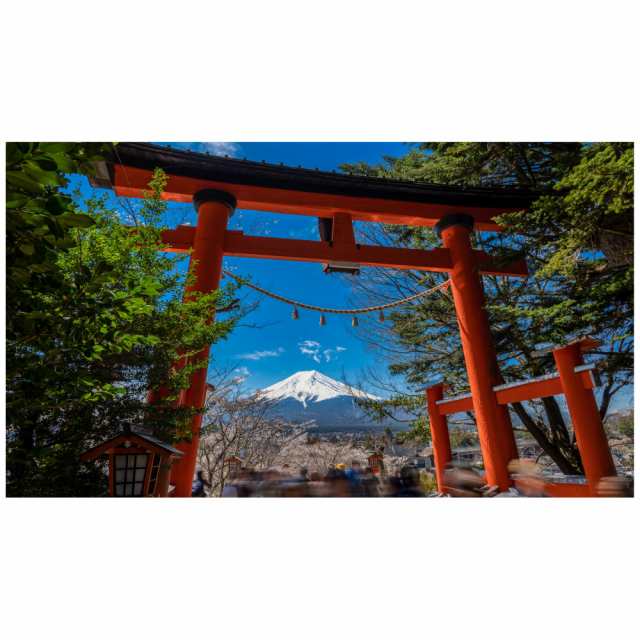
[170,189,235,497]
[553,343,616,493]
[437,214,518,490]
[426,384,452,493]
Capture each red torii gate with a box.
[427,336,616,497]
[93,142,609,497]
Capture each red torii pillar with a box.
[426,384,452,493]
[436,214,519,490]
[553,342,616,493]
[170,189,236,497]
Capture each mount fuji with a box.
[259,370,390,431]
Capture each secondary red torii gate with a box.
[94,142,538,497]
[427,336,617,497]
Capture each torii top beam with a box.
[92,142,537,231]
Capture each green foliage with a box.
[617,413,634,439]
[6,142,108,340]
[395,416,431,445]
[342,143,633,475]
[448,430,478,450]
[498,143,633,278]
[6,150,239,496]
[606,411,634,439]
[418,471,438,495]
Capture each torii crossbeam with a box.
[94,142,537,496]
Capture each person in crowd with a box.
[385,474,403,497]
[222,468,254,497]
[324,466,351,497]
[388,466,424,497]
[507,459,545,497]
[442,464,486,497]
[256,468,284,497]
[278,467,308,497]
[191,469,211,497]
[307,471,327,497]
[345,460,365,496]
[362,467,381,497]
[596,475,634,497]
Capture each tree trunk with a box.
[510,402,582,475]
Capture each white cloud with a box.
[238,347,284,361]
[232,366,250,384]
[203,142,241,157]
[298,341,346,363]
[299,348,321,363]
[298,340,322,362]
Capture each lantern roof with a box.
[81,429,183,461]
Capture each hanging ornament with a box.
[292,307,299,320]
[319,314,326,326]
[351,316,359,327]
[378,310,385,322]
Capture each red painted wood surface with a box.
[437,395,474,416]
[554,344,616,490]
[170,198,231,497]
[426,385,453,493]
[543,482,591,498]
[436,369,596,415]
[158,226,528,277]
[441,223,518,489]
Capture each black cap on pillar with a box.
[193,189,237,214]
[434,213,475,239]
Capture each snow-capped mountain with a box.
[261,370,380,407]
[259,370,388,431]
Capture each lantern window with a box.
[114,453,149,497]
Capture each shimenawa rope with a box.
[222,269,450,315]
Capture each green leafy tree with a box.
[345,143,633,475]
[7,142,108,340]
[6,147,240,496]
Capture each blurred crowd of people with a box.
[192,458,633,498]
[441,459,634,497]
[199,460,427,497]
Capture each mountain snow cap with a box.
[260,370,380,407]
